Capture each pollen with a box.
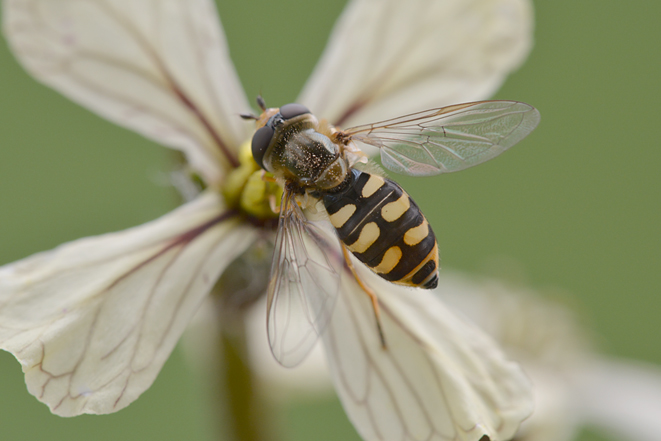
[222,141,282,220]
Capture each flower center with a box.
[222,141,282,223]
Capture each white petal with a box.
[510,365,580,441]
[3,0,251,184]
[298,0,534,128]
[0,192,256,416]
[322,266,533,441]
[570,358,661,441]
[435,272,661,441]
[180,295,335,403]
[247,296,334,401]
[434,273,586,441]
[436,272,591,366]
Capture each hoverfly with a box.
[243,98,539,367]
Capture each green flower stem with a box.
[171,151,274,441]
[218,309,273,441]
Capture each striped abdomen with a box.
[323,169,439,289]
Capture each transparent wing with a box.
[322,264,534,441]
[267,189,344,368]
[298,0,534,128]
[3,0,252,183]
[345,100,540,176]
[0,193,257,416]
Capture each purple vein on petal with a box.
[106,209,239,291]
[89,1,241,169]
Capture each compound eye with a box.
[251,125,274,169]
[280,103,310,120]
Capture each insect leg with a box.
[268,195,281,214]
[341,244,387,349]
[260,170,277,183]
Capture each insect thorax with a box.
[263,115,349,191]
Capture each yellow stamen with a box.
[222,140,282,220]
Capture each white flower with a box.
[438,272,661,441]
[0,0,535,439]
[243,272,661,441]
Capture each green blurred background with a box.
[0,1,659,440]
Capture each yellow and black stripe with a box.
[323,170,439,289]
